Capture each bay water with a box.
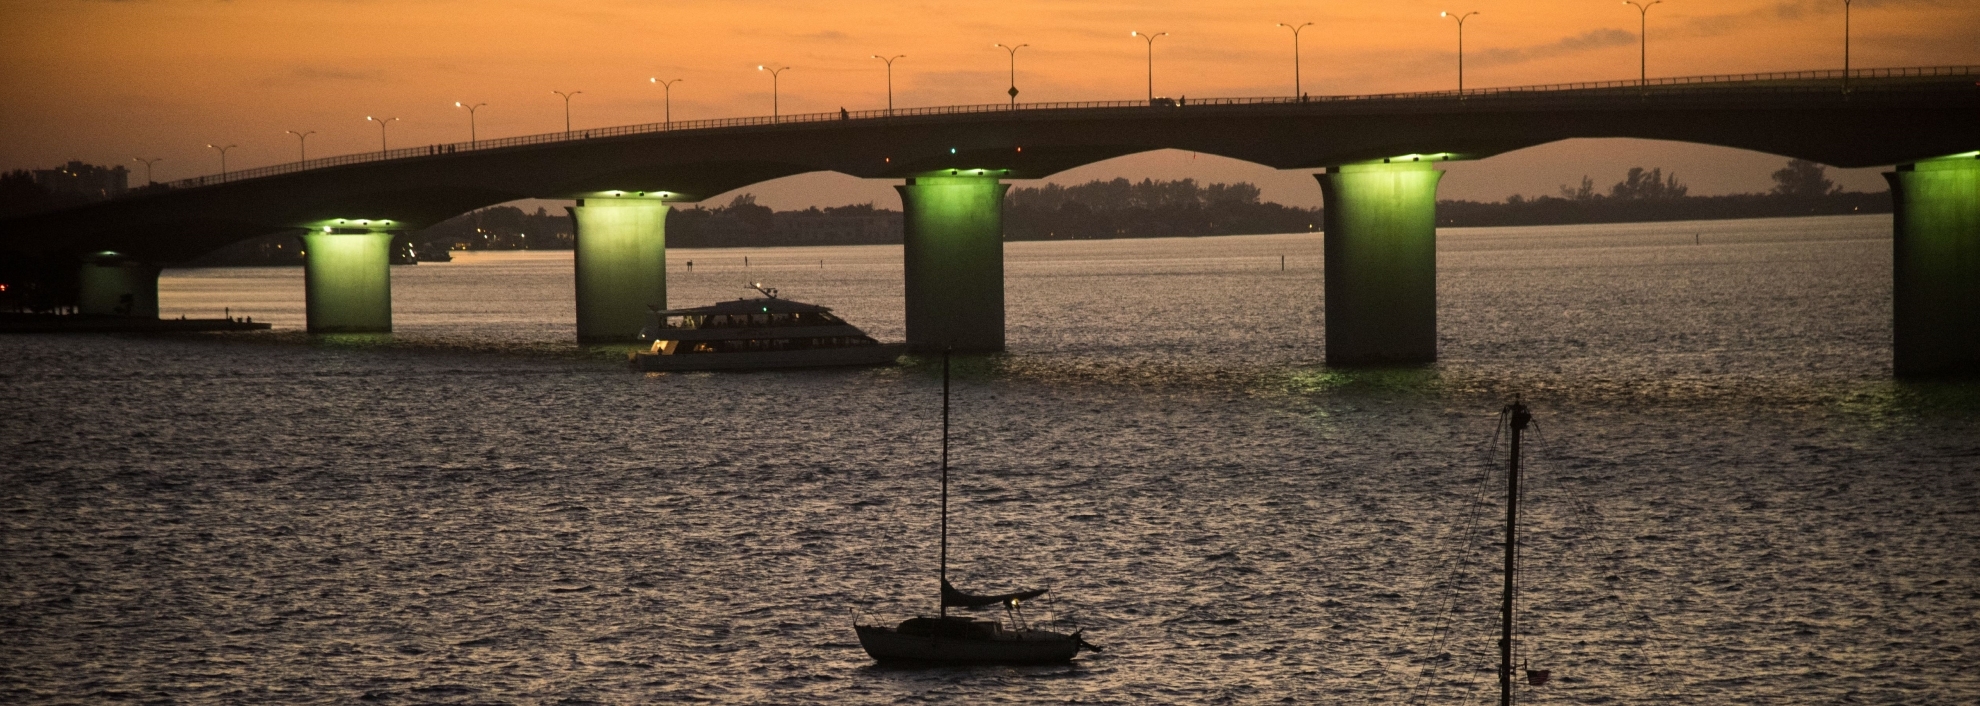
[4,214,1976,704]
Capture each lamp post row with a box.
[177,5,1876,180]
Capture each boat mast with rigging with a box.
[1500,397,1535,706]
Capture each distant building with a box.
[33,161,129,200]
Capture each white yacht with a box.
[630,285,903,372]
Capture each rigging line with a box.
[1404,410,1512,705]
[1434,415,1516,704]
[1409,458,1496,700]
[1407,419,1503,685]
[1514,420,1536,670]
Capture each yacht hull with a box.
[854,624,1080,665]
[632,343,905,372]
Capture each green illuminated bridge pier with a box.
[4,67,1976,375]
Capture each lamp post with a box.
[995,43,1027,107]
[872,55,905,115]
[366,116,399,152]
[553,91,581,136]
[1843,0,1853,93]
[1130,31,1169,102]
[1624,1,1662,87]
[1277,22,1314,99]
[285,129,315,162]
[757,66,789,121]
[648,78,682,125]
[455,102,485,145]
[206,144,236,178]
[1441,11,1479,94]
[132,157,162,185]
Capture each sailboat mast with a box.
[1501,397,1532,706]
[940,351,951,620]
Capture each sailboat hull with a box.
[854,624,1081,665]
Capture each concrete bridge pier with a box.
[302,228,396,333]
[1315,162,1444,366]
[897,174,1008,353]
[1888,153,1980,377]
[569,197,669,343]
[78,254,161,317]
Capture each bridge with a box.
[4,67,1976,375]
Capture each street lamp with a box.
[1441,11,1480,94]
[1277,22,1314,99]
[206,144,236,178]
[455,102,485,145]
[649,78,682,125]
[872,55,905,115]
[285,129,315,162]
[1843,0,1854,93]
[757,66,789,121]
[132,157,162,185]
[994,43,1027,107]
[1130,31,1169,102]
[553,91,581,136]
[366,116,399,152]
[1623,1,1662,87]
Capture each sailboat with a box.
[853,352,1100,665]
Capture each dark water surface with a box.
[4,215,1977,704]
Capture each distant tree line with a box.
[1436,159,1890,227]
[1003,178,1319,240]
[666,196,901,248]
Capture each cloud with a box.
[1676,0,1938,38]
[1471,29,1637,68]
[251,65,385,89]
[289,65,386,82]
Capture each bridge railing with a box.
[157,65,1978,192]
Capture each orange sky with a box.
[2,0,1973,206]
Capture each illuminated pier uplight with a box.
[898,171,1011,352]
[301,219,402,333]
[1316,160,1447,365]
[1887,152,1980,376]
[570,191,678,343]
[77,252,162,318]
